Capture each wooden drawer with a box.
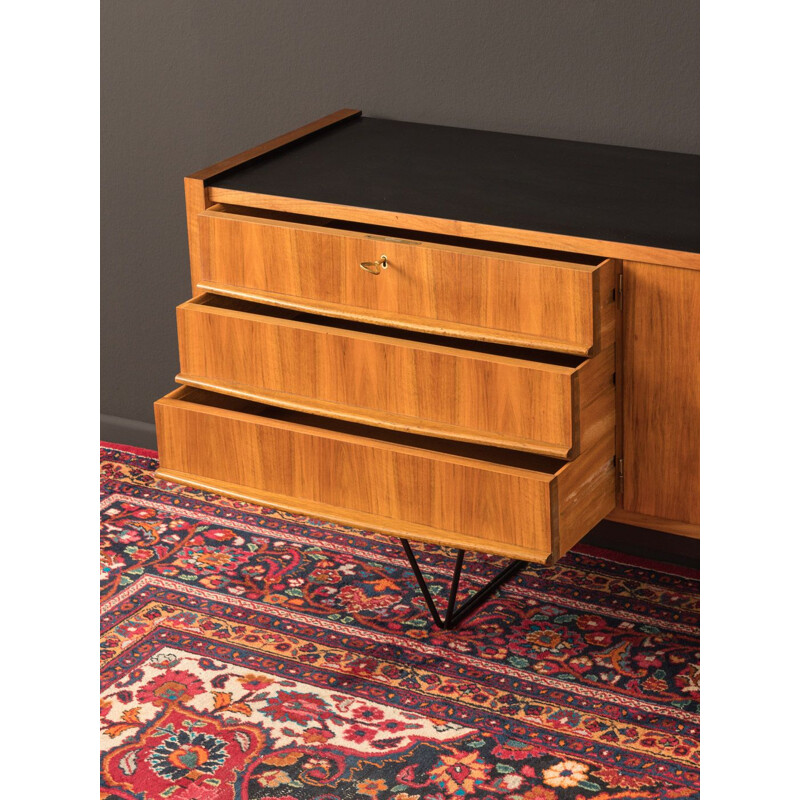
[154,387,616,563]
[195,205,616,356]
[176,294,615,459]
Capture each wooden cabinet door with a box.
[621,261,699,531]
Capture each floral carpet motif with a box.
[101,443,699,800]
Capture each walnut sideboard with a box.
[154,110,699,624]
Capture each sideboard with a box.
[154,109,699,626]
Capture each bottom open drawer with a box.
[154,387,616,563]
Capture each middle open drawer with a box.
[176,293,615,459]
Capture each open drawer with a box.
[154,387,617,564]
[195,205,616,356]
[176,294,615,459]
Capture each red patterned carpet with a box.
[101,443,699,800]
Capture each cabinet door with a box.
[622,261,699,528]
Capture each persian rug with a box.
[101,443,699,800]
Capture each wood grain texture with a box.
[153,468,554,564]
[196,207,611,355]
[613,262,625,509]
[605,508,700,539]
[596,257,619,356]
[206,187,699,271]
[187,109,361,181]
[175,295,615,458]
[555,429,617,557]
[621,261,699,526]
[184,178,208,296]
[154,387,616,562]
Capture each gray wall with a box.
[101,0,699,449]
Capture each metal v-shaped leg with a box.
[400,539,526,630]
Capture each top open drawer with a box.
[195,205,616,356]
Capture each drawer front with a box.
[154,387,616,563]
[196,207,613,355]
[176,295,615,459]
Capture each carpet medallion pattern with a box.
[101,444,699,799]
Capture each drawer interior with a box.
[208,203,605,267]
[173,385,566,474]
[191,293,587,368]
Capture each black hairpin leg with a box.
[400,538,526,630]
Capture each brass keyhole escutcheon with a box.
[359,255,388,275]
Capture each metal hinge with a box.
[617,273,623,310]
[618,457,624,494]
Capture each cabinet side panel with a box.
[622,261,699,525]
[185,177,208,296]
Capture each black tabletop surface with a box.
[210,116,699,254]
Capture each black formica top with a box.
[210,116,699,254]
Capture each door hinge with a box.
[618,457,624,494]
[617,273,623,310]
